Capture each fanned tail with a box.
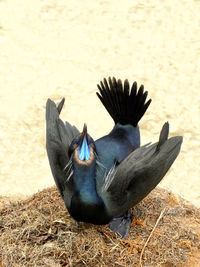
[96,77,152,127]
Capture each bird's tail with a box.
[96,77,151,127]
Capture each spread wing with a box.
[99,122,183,217]
[46,98,79,206]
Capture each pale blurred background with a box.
[0,0,199,207]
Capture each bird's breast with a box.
[68,192,111,225]
[69,160,111,224]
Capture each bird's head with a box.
[69,124,96,165]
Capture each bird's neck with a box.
[72,159,99,204]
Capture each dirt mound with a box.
[0,187,199,266]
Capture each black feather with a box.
[97,77,151,127]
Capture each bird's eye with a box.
[75,139,78,145]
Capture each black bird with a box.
[46,77,182,238]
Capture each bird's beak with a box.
[78,123,90,161]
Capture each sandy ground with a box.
[0,0,199,207]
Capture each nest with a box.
[0,186,199,266]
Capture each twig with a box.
[139,207,166,267]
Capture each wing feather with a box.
[101,123,183,217]
[46,98,79,205]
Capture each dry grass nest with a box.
[0,186,199,267]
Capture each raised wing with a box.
[100,122,183,217]
[46,98,79,205]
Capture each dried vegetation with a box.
[0,187,199,266]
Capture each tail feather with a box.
[96,77,151,127]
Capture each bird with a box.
[46,77,183,238]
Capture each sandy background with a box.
[0,0,199,207]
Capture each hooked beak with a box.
[78,123,90,161]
